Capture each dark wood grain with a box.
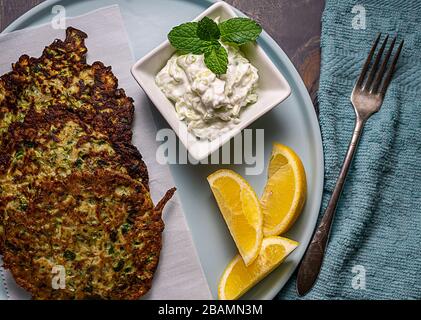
[0,0,323,109]
[226,0,323,107]
[0,0,43,30]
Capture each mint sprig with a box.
[167,16,262,74]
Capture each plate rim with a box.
[1,0,324,300]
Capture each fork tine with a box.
[371,36,396,93]
[356,33,381,88]
[365,35,389,90]
[379,39,404,96]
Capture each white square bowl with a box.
[131,1,291,161]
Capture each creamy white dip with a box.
[155,44,259,140]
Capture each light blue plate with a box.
[2,0,324,300]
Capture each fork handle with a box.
[296,117,366,296]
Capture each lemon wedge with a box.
[207,169,263,266]
[261,143,307,236]
[218,236,298,300]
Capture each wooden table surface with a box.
[0,0,324,109]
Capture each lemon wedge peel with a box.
[207,169,263,266]
[261,143,307,236]
[218,236,298,300]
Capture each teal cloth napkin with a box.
[278,0,421,299]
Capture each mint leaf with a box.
[197,17,220,41]
[204,45,228,75]
[168,16,262,75]
[168,22,212,54]
[219,18,262,45]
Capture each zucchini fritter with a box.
[0,107,148,251]
[3,169,174,299]
[0,27,147,186]
[1,27,135,145]
[0,107,175,299]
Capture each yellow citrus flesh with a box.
[207,169,263,266]
[261,143,307,236]
[218,236,298,300]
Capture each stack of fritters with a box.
[0,27,174,299]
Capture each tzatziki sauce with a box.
[155,45,259,140]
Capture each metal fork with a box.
[296,34,404,296]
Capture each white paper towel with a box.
[0,5,211,300]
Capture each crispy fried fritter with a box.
[1,27,135,145]
[0,27,145,184]
[0,107,148,252]
[0,107,175,299]
[3,169,175,299]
